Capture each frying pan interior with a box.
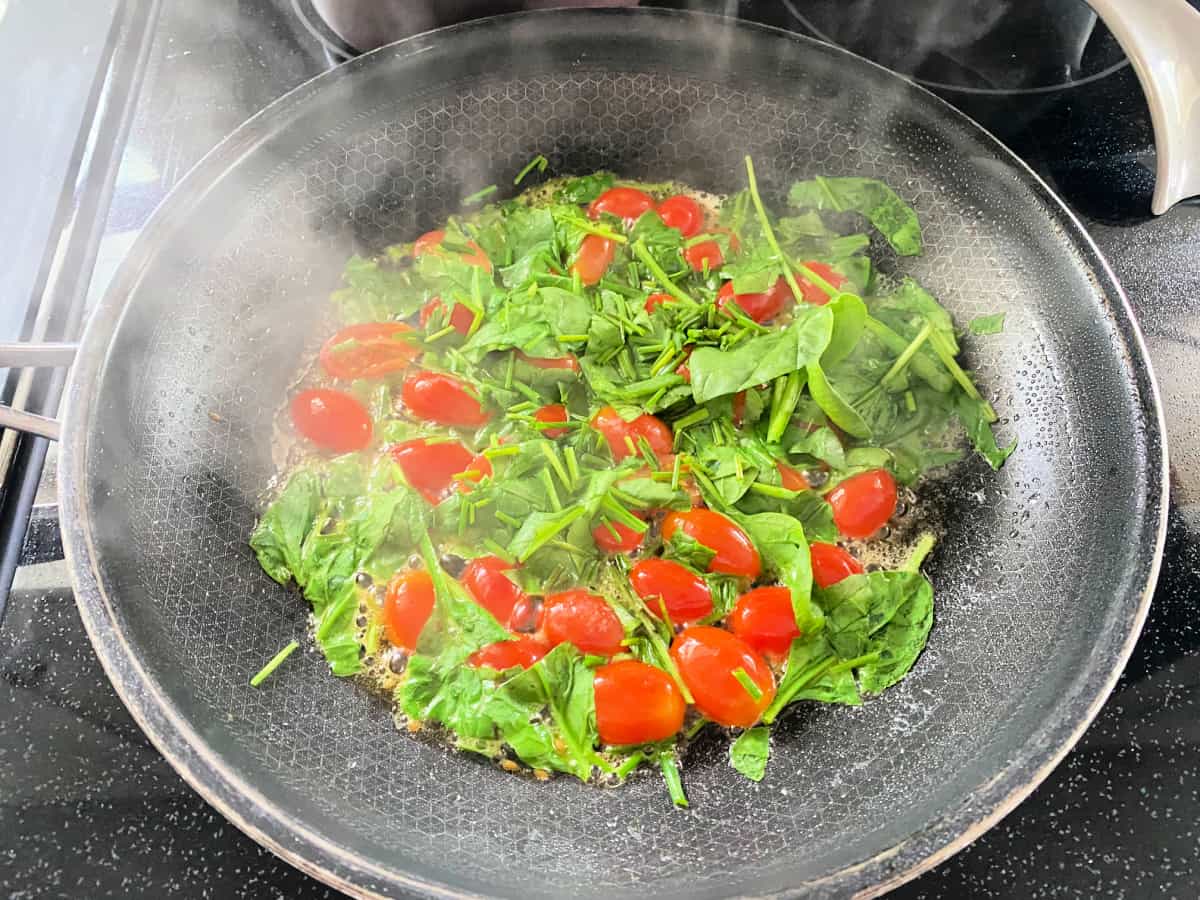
[66,10,1163,898]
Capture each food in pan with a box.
[250,156,1012,804]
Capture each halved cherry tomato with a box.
[534,403,570,438]
[382,569,435,650]
[629,558,713,624]
[644,292,674,313]
[716,277,793,323]
[827,468,897,539]
[777,462,809,491]
[592,518,646,554]
[592,406,673,466]
[454,451,492,493]
[684,239,724,273]
[538,589,624,656]
[670,626,775,727]
[401,370,491,428]
[594,659,686,745]
[662,509,761,579]
[809,542,865,589]
[468,635,549,671]
[462,556,527,623]
[795,260,847,305]
[507,595,540,633]
[390,438,476,504]
[318,323,418,381]
[732,390,747,427]
[412,229,491,271]
[570,234,616,286]
[420,297,474,336]
[657,195,704,238]
[517,351,580,373]
[589,187,654,225]
[728,586,800,657]
[290,389,372,453]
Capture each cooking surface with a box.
[1,1,1197,897]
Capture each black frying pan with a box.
[53,10,1165,898]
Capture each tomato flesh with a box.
[570,233,616,286]
[461,556,527,624]
[592,518,646,554]
[662,509,761,579]
[401,370,491,428]
[777,462,809,491]
[383,569,435,650]
[593,659,686,745]
[538,589,624,656]
[592,406,673,467]
[468,635,549,671]
[319,323,417,381]
[796,260,847,305]
[589,187,654,225]
[534,403,570,438]
[670,626,775,727]
[420,297,474,336]
[716,278,793,323]
[657,195,704,238]
[827,468,897,539]
[517,351,580,372]
[644,292,674,313]
[390,439,476,504]
[629,558,713,623]
[728,586,801,657]
[290,389,372,453]
[809,542,865,589]
[454,451,492,493]
[412,229,491,271]
[684,239,724,272]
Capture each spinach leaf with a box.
[788,177,922,256]
[555,171,615,205]
[806,361,872,438]
[629,211,685,271]
[728,511,823,634]
[969,312,1006,335]
[788,426,846,470]
[398,655,498,740]
[331,255,423,322]
[855,579,934,694]
[729,727,770,782]
[956,391,1016,470]
[663,528,717,572]
[462,287,592,360]
[822,292,867,368]
[764,633,861,722]
[250,469,321,585]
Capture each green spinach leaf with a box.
[788,177,922,256]
[729,726,770,782]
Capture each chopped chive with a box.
[563,446,580,486]
[482,538,515,563]
[316,592,355,641]
[631,239,697,304]
[572,268,583,294]
[615,751,644,779]
[732,667,763,701]
[599,516,621,541]
[560,215,628,244]
[425,324,457,343]
[646,386,668,410]
[509,400,537,414]
[539,442,571,488]
[767,370,804,444]
[458,500,470,535]
[250,640,300,687]
[468,501,477,526]
[495,510,522,528]
[623,434,639,459]
[513,153,548,185]
[671,453,683,490]
[748,481,798,500]
[905,390,917,412]
[926,323,996,419]
[513,381,542,403]
[504,350,517,389]
[450,468,483,481]
[685,717,708,740]
[556,333,590,343]
[540,468,563,510]
[601,494,648,531]
[743,155,808,303]
[660,754,689,808]
[463,184,498,204]
[673,407,709,433]
[904,532,937,572]
[636,435,660,471]
[657,596,675,633]
[880,321,933,390]
[483,445,521,460]
[363,621,380,657]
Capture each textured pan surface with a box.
[61,10,1165,899]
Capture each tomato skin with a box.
[592,406,673,466]
[461,556,527,623]
[390,438,476,504]
[827,468,897,539]
[401,370,491,428]
[670,626,775,727]
[290,389,372,453]
[796,260,846,305]
[589,187,655,225]
[454,451,492,494]
[319,323,417,381]
[570,234,616,286]
[413,229,491,271]
[593,659,686,745]
[662,509,761,579]
[538,589,625,656]
[507,595,540,633]
[383,569,436,650]
[809,542,865,589]
[644,292,674,313]
[728,586,801,657]
[777,462,809,491]
[629,558,713,623]
[716,278,793,323]
[517,351,580,373]
[534,403,570,438]
[468,635,549,671]
[684,239,724,272]
[420,297,474,336]
[657,195,704,238]
[592,518,646,554]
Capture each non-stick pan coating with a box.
[61,10,1165,898]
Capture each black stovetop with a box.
[2,1,1198,897]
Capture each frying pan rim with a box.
[57,7,1168,899]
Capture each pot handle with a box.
[1087,0,1200,214]
[0,343,78,442]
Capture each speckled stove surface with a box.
[1,1,1198,898]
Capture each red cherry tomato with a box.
[401,370,491,428]
[570,234,616,286]
[593,659,686,745]
[534,403,570,438]
[732,390,747,427]
[809,542,865,589]
[468,635,549,671]
[728,586,801,657]
[592,518,646,554]
[670,626,775,727]
[629,558,713,624]
[382,569,435,651]
[592,406,673,466]
[644,292,674,313]
[507,595,540,633]
[461,556,527,623]
[684,239,724,273]
[318,323,418,381]
[662,509,761,579]
[538,589,624,656]
[657,195,704,238]
[412,229,491,271]
[589,187,655,225]
[716,277,793,323]
[795,260,847,305]
[827,468,898,539]
[290,389,372,453]
[454,451,492,494]
[516,351,580,372]
[390,438,475,504]
[777,462,810,491]
[420,297,474,336]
